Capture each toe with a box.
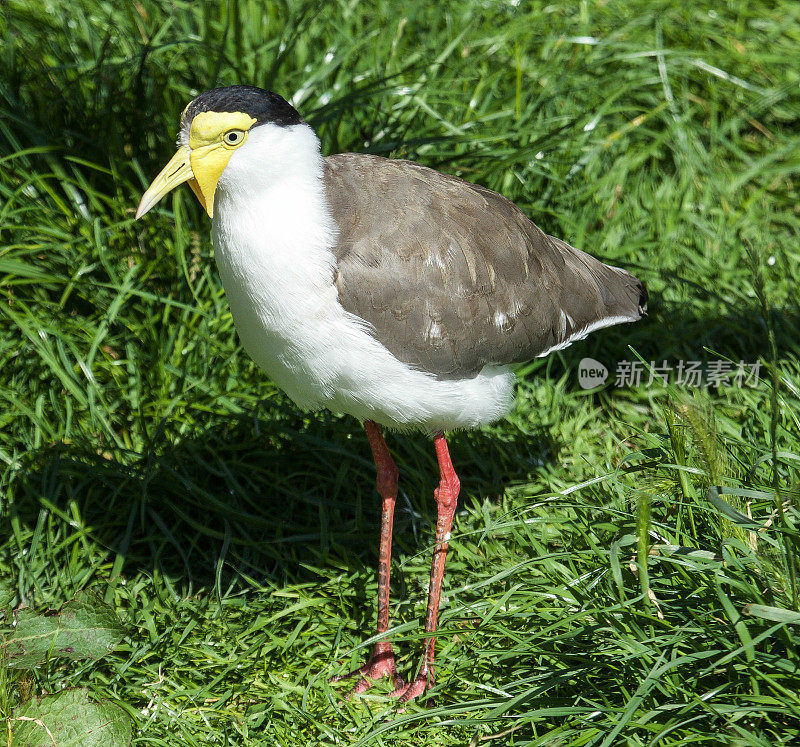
[346,677,372,698]
[329,664,367,684]
[391,672,430,703]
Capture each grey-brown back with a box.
[325,154,646,379]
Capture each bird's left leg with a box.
[330,420,405,695]
[393,432,460,703]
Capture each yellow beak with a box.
[136,146,196,219]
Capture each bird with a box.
[136,84,647,703]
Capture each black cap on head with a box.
[182,85,304,128]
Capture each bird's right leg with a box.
[329,420,406,695]
[391,432,460,703]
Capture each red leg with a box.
[330,420,405,694]
[393,433,460,703]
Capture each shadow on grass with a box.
[6,400,557,598]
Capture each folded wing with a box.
[325,154,647,379]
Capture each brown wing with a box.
[325,154,647,379]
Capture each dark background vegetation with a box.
[1,0,799,743]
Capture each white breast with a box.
[211,123,515,433]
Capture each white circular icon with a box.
[578,358,608,389]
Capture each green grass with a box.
[2,0,800,743]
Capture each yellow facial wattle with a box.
[187,111,256,217]
[136,110,256,220]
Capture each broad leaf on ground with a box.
[3,590,126,668]
[9,688,133,746]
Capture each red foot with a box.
[330,642,406,697]
[391,668,432,704]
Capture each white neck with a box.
[208,122,345,408]
[212,123,338,320]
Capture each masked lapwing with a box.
[136,85,647,703]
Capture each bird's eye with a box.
[223,129,245,146]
